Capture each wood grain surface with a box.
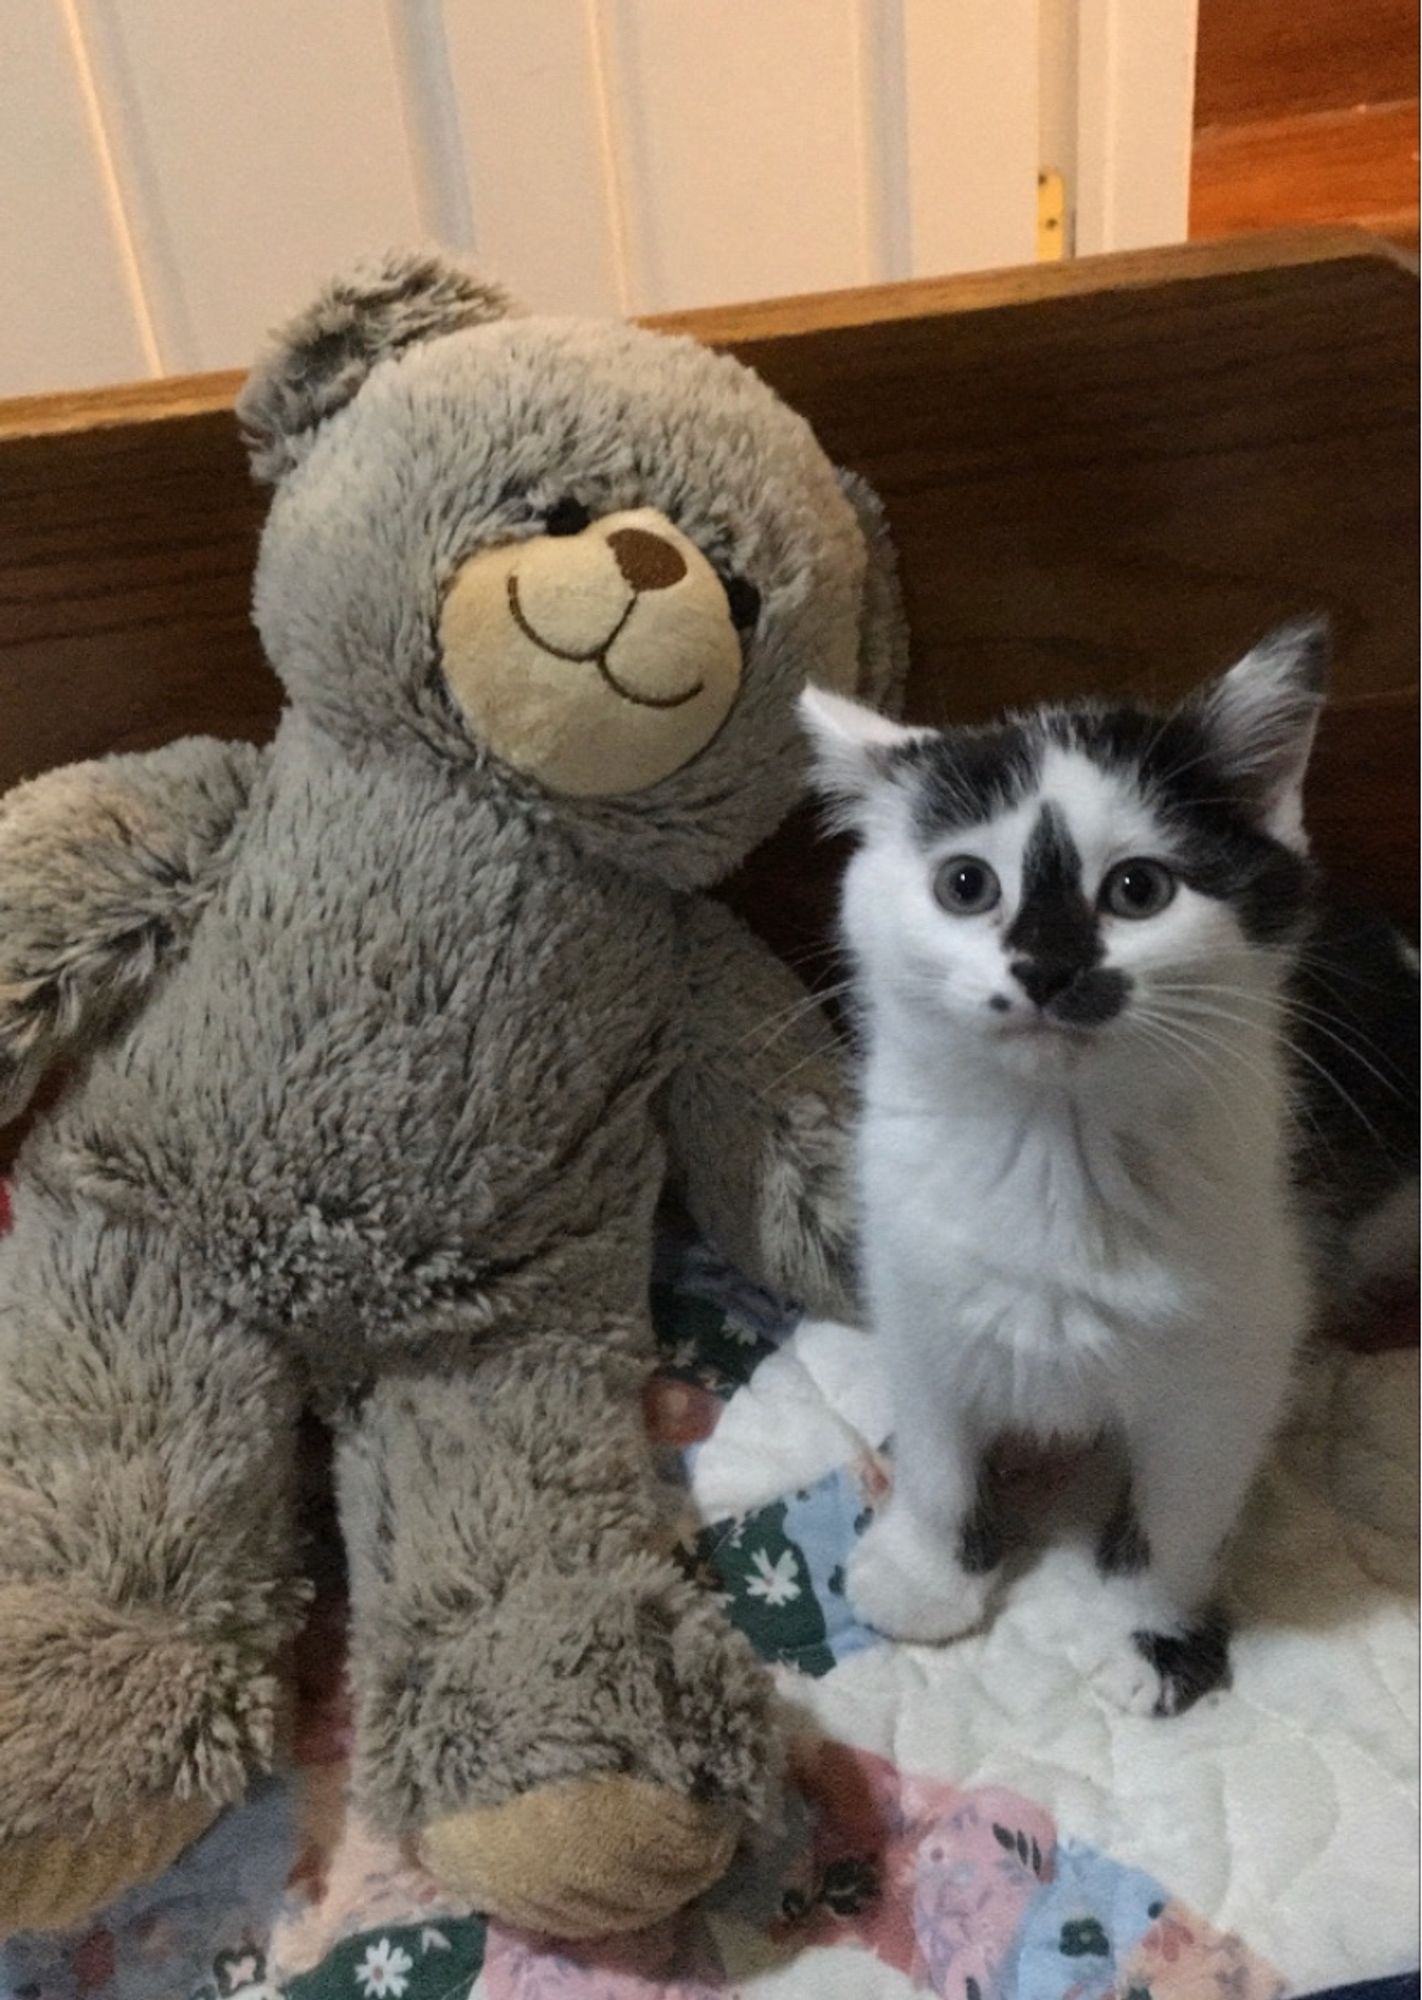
[1191,0,1419,253]
[1194,0,1417,129]
[1193,100,1421,247]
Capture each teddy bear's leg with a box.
[338,1328,776,1938]
[0,1194,307,1935]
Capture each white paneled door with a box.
[0,0,1196,397]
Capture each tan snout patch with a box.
[438,507,745,797]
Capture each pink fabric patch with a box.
[780,1740,1056,1994]
[1118,1899,1285,2000]
[482,1916,723,1999]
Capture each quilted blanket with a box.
[2,1228,1416,2000]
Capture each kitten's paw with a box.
[1092,1614,1231,1718]
[846,1510,990,1643]
[1091,1642,1171,1717]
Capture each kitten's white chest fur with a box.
[859,1013,1306,1447]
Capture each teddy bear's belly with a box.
[30,755,687,1373]
[41,960,677,1378]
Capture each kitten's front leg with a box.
[846,1378,998,1644]
[1092,1351,1291,1717]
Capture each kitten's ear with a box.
[798,685,925,828]
[1192,617,1329,848]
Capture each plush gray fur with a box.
[0,738,261,1124]
[240,249,518,484]
[0,251,903,1927]
[340,1348,774,1830]
[667,898,858,1317]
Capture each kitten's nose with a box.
[1011,958,1077,1008]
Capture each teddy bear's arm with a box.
[667,897,859,1320]
[0,736,265,1123]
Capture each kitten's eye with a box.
[723,574,761,632]
[1101,858,1176,919]
[545,497,592,536]
[933,856,1001,915]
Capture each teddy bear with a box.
[0,251,905,1939]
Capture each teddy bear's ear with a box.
[237,249,520,483]
[836,469,910,717]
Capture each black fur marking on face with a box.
[1046,705,1314,947]
[902,723,1039,840]
[1007,804,1096,967]
[1003,803,1121,1023]
[958,1485,1002,1576]
[896,699,1313,947]
[1097,1488,1151,1576]
[1133,1611,1232,1717]
[1053,966,1131,1026]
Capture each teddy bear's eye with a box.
[723,575,761,633]
[545,497,592,537]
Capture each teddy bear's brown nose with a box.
[607,526,687,593]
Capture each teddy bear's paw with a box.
[1,1794,218,1937]
[417,1773,740,1938]
[0,1578,290,1937]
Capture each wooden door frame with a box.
[1041,0,1200,256]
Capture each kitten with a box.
[799,621,1418,1717]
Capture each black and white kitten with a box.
[799,621,1418,1716]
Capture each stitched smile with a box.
[506,574,705,711]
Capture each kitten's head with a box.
[801,621,1327,1073]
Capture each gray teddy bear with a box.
[0,252,904,1938]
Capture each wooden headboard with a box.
[1,228,1416,990]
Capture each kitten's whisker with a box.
[784,940,852,975]
[1130,1024,1241,1133]
[1126,1007,1263,1148]
[1154,982,1413,1105]
[764,1036,851,1094]
[1158,994,1392,1151]
[1284,999,1415,1089]
[738,979,854,1055]
[1289,942,1415,994]
[1132,999,1285,1101]
[1153,965,1414,1080]
[1133,1003,1341,1176]
[1142,1002,1292,1095]
[1280,1035,1393,1153]
[1285,948,1422,1078]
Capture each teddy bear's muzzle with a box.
[437,507,745,797]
